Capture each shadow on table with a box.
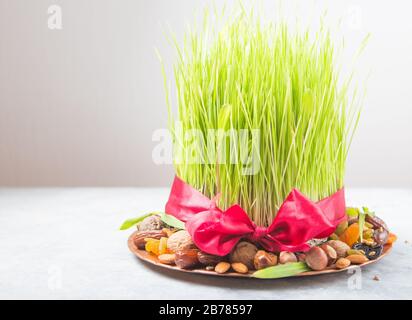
[133,256,347,291]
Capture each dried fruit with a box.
[158,254,176,265]
[347,254,368,264]
[145,238,161,255]
[366,215,388,231]
[339,222,360,247]
[335,258,351,269]
[327,240,350,258]
[387,233,397,245]
[374,228,389,245]
[335,220,348,236]
[231,262,249,274]
[174,249,199,269]
[138,215,164,231]
[353,243,383,260]
[134,230,166,249]
[320,244,337,265]
[305,247,328,271]
[167,230,195,253]
[215,262,231,274]
[229,241,258,270]
[197,252,223,266]
[254,250,278,270]
[279,252,297,264]
[159,237,168,255]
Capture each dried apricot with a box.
[159,237,168,255]
[145,239,160,255]
[339,222,360,247]
[387,233,397,245]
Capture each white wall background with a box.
[0,0,411,187]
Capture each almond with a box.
[158,254,176,265]
[231,262,249,274]
[215,262,231,274]
[347,254,369,265]
[327,240,350,258]
[335,257,351,269]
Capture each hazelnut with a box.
[305,247,328,271]
[253,250,278,270]
[279,251,297,264]
[229,241,258,270]
[167,230,195,252]
[327,240,350,258]
[320,244,337,265]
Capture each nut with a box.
[253,250,278,270]
[320,244,337,265]
[158,254,176,265]
[335,258,351,269]
[296,253,306,262]
[197,251,223,266]
[346,254,369,265]
[231,262,249,274]
[133,230,166,249]
[229,241,258,270]
[327,240,350,258]
[162,228,176,238]
[347,249,365,256]
[279,251,297,264]
[215,262,231,274]
[167,230,195,253]
[305,247,328,271]
[174,249,199,269]
[138,215,164,231]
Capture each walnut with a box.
[137,215,165,231]
[166,230,195,252]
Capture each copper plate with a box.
[128,231,392,279]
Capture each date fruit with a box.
[197,251,223,266]
[134,230,166,249]
[174,249,199,269]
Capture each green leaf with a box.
[346,207,360,217]
[159,212,186,230]
[362,207,375,217]
[358,211,366,241]
[252,262,310,279]
[119,213,154,230]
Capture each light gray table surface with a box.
[0,187,411,300]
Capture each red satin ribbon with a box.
[166,176,346,256]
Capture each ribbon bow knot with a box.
[166,176,346,256]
